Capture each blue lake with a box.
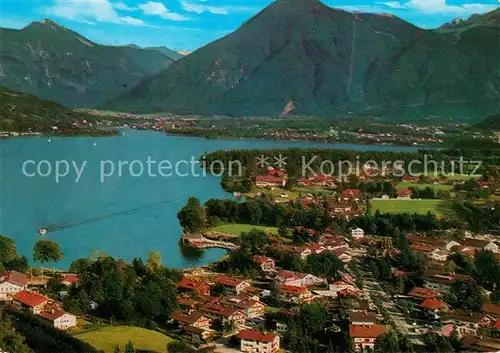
[0,129,415,269]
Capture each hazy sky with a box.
[1,0,498,50]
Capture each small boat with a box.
[47,138,51,143]
[93,142,97,146]
[39,228,47,236]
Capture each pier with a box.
[180,233,239,251]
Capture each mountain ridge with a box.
[0,19,174,108]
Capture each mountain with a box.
[125,44,184,60]
[104,0,500,119]
[475,113,500,130]
[0,19,173,108]
[145,46,184,61]
[0,86,94,132]
[440,8,500,30]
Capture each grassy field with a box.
[244,187,299,202]
[371,199,454,218]
[396,182,454,191]
[209,223,278,236]
[72,325,173,353]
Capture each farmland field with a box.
[371,199,454,218]
[72,325,173,353]
[209,223,279,236]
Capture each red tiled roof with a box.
[238,330,277,343]
[338,288,359,297]
[278,285,308,295]
[396,188,413,196]
[408,287,441,299]
[494,320,500,329]
[420,298,445,310]
[349,325,386,338]
[177,278,209,292]
[13,290,49,308]
[61,274,79,285]
[411,243,437,253]
[215,276,246,288]
[253,256,274,265]
[256,176,283,183]
[481,303,500,316]
[342,189,362,198]
[202,303,240,318]
[1,270,28,287]
[39,310,68,321]
[170,310,205,324]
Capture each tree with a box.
[33,240,63,276]
[0,310,31,353]
[177,197,205,233]
[447,280,484,311]
[375,330,414,353]
[147,251,162,270]
[0,234,18,265]
[124,340,135,353]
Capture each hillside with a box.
[475,113,500,130]
[0,86,95,132]
[104,0,500,119]
[0,19,173,108]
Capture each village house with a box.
[407,234,458,250]
[349,325,386,352]
[214,276,250,295]
[461,335,500,352]
[443,310,495,336]
[171,310,212,330]
[60,274,79,287]
[306,243,326,255]
[331,247,352,263]
[419,298,450,320]
[421,270,473,294]
[12,290,49,314]
[462,238,499,253]
[277,285,314,304]
[238,330,280,353]
[0,270,28,300]
[276,270,324,287]
[253,256,276,272]
[39,310,77,330]
[341,189,362,201]
[408,287,441,301]
[177,278,211,296]
[351,227,365,240]
[402,176,419,183]
[200,303,246,329]
[329,280,357,296]
[272,244,312,259]
[255,175,286,188]
[396,188,413,200]
[183,325,215,345]
[481,303,500,319]
[321,236,348,251]
[349,312,377,326]
[220,296,265,319]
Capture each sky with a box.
[0,0,499,51]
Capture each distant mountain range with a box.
[103,0,500,120]
[0,19,175,108]
[124,44,185,61]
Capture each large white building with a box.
[238,330,280,353]
[40,310,77,330]
[0,270,28,300]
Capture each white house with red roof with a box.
[276,270,324,287]
[277,285,314,304]
[40,310,77,330]
[342,189,362,201]
[200,303,246,328]
[214,276,250,295]
[170,310,211,330]
[396,188,413,200]
[61,274,79,287]
[255,175,286,188]
[349,324,386,351]
[419,298,450,320]
[0,270,28,300]
[12,290,49,314]
[329,280,357,296]
[253,256,275,272]
[177,278,211,296]
[238,330,280,353]
[351,227,365,240]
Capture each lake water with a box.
[0,129,415,269]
